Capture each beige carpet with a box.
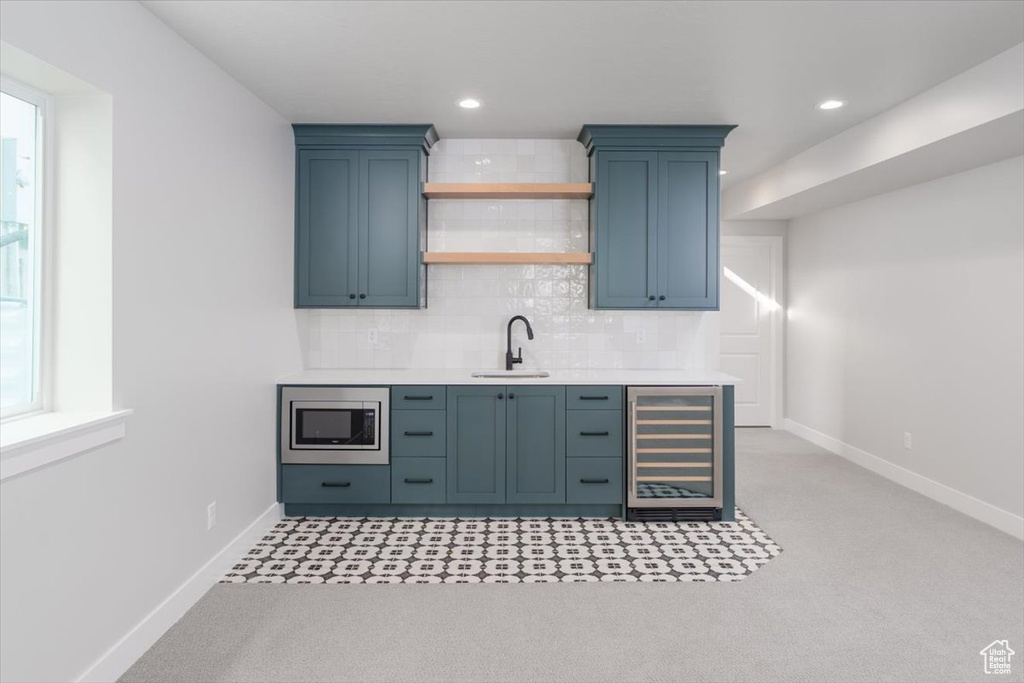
[120,429,1024,683]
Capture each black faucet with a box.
[505,315,535,371]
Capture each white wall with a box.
[303,138,718,371]
[721,219,788,239]
[786,155,1024,526]
[0,2,302,682]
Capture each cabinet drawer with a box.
[391,410,446,457]
[567,411,623,458]
[566,386,623,410]
[281,465,390,504]
[566,458,623,504]
[391,386,446,410]
[391,458,446,504]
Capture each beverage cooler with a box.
[626,386,723,521]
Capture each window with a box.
[0,79,46,419]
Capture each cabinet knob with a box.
[648,295,656,301]
[658,295,666,301]
[359,293,367,299]
[497,393,504,400]
[349,294,356,300]
[508,393,515,399]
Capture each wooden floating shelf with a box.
[423,183,593,199]
[422,252,593,265]
[637,448,713,454]
[637,406,712,412]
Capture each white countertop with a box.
[278,368,739,386]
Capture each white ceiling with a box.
[141,0,1024,185]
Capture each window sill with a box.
[0,409,133,482]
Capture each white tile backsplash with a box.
[302,139,717,371]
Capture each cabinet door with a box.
[657,151,719,309]
[593,151,658,309]
[506,386,566,504]
[358,150,420,307]
[446,386,506,503]
[296,150,359,307]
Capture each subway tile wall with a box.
[301,139,717,371]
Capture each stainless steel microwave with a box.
[280,386,389,465]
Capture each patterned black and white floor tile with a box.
[222,510,780,584]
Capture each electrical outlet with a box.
[903,432,912,450]
[207,502,217,531]
[367,328,379,345]
[635,328,647,345]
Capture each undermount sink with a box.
[472,370,551,378]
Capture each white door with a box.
[719,237,783,427]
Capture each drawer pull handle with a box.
[404,478,434,484]
[321,481,351,488]
[403,395,434,401]
[580,431,610,436]
[580,478,610,484]
[579,395,608,401]
[403,431,434,436]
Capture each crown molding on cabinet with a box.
[577,124,737,155]
[292,124,439,153]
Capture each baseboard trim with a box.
[784,419,1024,540]
[76,501,283,683]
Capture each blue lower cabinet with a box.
[566,458,623,504]
[391,385,446,410]
[446,385,567,505]
[566,410,623,458]
[281,465,390,504]
[276,382,729,518]
[446,386,506,503]
[391,410,446,457]
[391,458,446,504]
[506,386,566,504]
[566,386,623,410]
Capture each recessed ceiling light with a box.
[458,98,481,109]
[719,170,728,176]
[817,99,845,110]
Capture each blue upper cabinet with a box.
[658,151,720,308]
[296,150,359,307]
[359,150,420,307]
[579,125,735,310]
[293,125,437,308]
[593,152,658,308]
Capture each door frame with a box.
[721,235,784,428]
